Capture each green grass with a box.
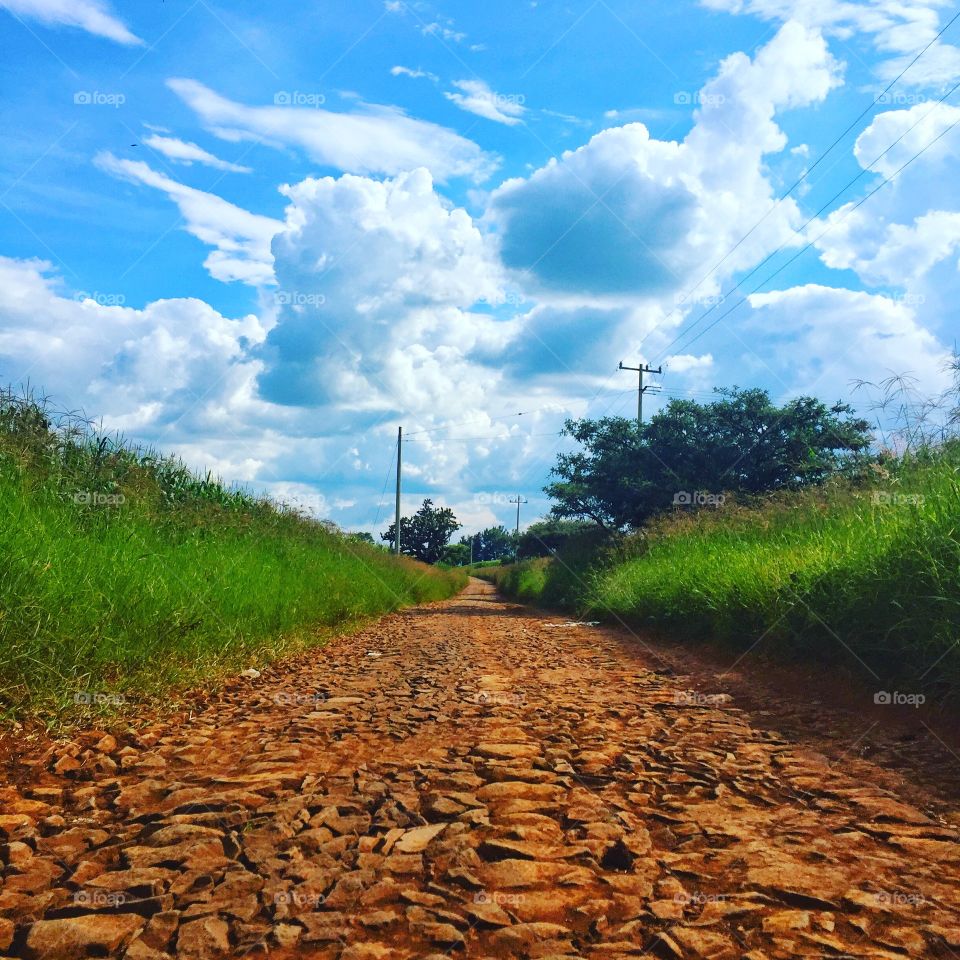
[0,390,465,721]
[489,450,960,700]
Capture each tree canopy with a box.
[460,525,516,562]
[545,387,872,529]
[381,498,461,564]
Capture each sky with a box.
[0,0,958,537]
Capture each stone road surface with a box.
[1,579,959,959]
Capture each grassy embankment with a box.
[481,449,960,698]
[0,391,465,722]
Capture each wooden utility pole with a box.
[509,495,528,534]
[394,426,402,555]
[618,361,662,424]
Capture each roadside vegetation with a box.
[0,389,465,722]
[481,372,960,701]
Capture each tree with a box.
[460,525,516,562]
[441,542,471,566]
[546,387,872,529]
[381,498,461,564]
[516,519,595,559]
[347,531,376,545]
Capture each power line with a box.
[372,433,399,528]
[669,108,960,357]
[656,76,960,361]
[636,7,960,353]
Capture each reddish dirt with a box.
[1,578,959,959]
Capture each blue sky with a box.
[1,0,958,535]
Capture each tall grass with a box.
[591,451,960,692]
[0,389,465,720]
[488,449,960,700]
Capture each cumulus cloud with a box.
[743,284,951,399]
[489,22,841,304]
[0,256,265,435]
[95,153,282,286]
[0,0,141,44]
[701,0,960,85]
[167,78,496,182]
[142,135,252,174]
[261,167,508,412]
[444,79,527,125]
[812,102,960,305]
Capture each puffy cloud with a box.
[167,79,497,182]
[489,22,841,302]
[700,0,960,85]
[812,103,960,300]
[0,256,266,436]
[260,167,508,412]
[743,284,951,399]
[444,80,527,126]
[142,135,252,174]
[95,153,282,286]
[0,0,141,45]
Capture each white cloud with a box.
[262,167,509,415]
[0,256,266,435]
[95,153,281,286]
[489,22,841,304]
[701,0,960,85]
[744,284,951,399]
[422,21,465,43]
[167,78,496,182]
[444,79,527,126]
[667,353,714,372]
[390,65,439,81]
[0,0,141,44]
[142,135,252,174]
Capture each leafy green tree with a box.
[347,531,376,545]
[546,388,872,529]
[516,519,595,559]
[460,525,516,562]
[381,498,461,564]
[441,542,472,566]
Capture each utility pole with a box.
[394,426,402,556]
[618,361,662,425]
[509,495,528,534]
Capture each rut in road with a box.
[2,579,960,960]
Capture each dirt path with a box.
[2,579,959,959]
